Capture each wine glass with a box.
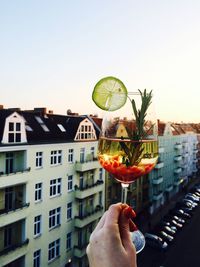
[97,89,159,253]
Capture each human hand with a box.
[86,203,137,267]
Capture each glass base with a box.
[131,230,145,254]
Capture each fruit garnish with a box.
[92,76,128,111]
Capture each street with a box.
[137,200,200,267]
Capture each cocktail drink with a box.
[92,76,158,253]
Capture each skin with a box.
[86,203,137,267]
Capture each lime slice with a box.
[92,76,128,111]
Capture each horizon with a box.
[1,1,200,123]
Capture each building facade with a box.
[0,108,105,267]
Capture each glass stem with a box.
[121,183,129,204]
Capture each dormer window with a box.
[8,122,21,142]
[1,112,27,144]
[75,118,97,141]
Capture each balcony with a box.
[182,141,188,147]
[158,147,165,153]
[166,185,173,192]
[74,243,88,258]
[0,204,29,227]
[152,176,163,185]
[182,152,189,158]
[154,161,164,169]
[0,203,29,216]
[75,180,104,199]
[75,158,100,172]
[0,239,29,257]
[174,143,182,150]
[174,167,182,174]
[174,155,182,162]
[74,206,104,228]
[0,168,30,187]
[153,191,163,201]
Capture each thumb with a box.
[119,206,135,250]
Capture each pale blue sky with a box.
[1,1,200,122]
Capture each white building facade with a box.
[0,108,105,267]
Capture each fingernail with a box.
[124,206,137,219]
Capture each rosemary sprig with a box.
[131,89,153,140]
[120,89,153,166]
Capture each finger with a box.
[104,203,128,226]
[94,210,107,232]
[129,219,138,232]
[119,206,134,250]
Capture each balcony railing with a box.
[0,239,29,256]
[74,242,88,258]
[74,205,104,228]
[152,176,163,185]
[0,203,30,216]
[153,191,163,201]
[75,158,100,172]
[158,147,165,153]
[74,180,104,199]
[174,155,182,162]
[0,167,31,177]
[154,161,164,169]
[174,167,182,174]
[174,143,182,150]
[165,185,173,192]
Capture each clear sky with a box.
[1,0,200,122]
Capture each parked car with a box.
[177,200,196,209]
[180,207,194,216]
[169,219,183,229]
[173,209,191,219]
[185,194,200,203]
[182,198,198,208]
[145,233,168,250]
[172,215,185,224]
[161,221,177,232]
[161,225,176,236]
[187,192,200,199]
[158,231,174,243]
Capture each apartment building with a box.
[148,121,199,213]
[0,107,105,267]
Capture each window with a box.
[8,122,21,143]
[50,150,62,165]
[33,249,41,267]
[4,226,12,248]
[80,148,85,163]
[68,149,74,163]
[49,207,61,229]
[48,239,60,262]
[34,215,42,237]
[99,168,103,180]
[67,175,73,192]
[5,152,14,174]
[35,183,42,202]
[91,146,95,159]
[66,232,72,251]
[79,173,84,189]
[67,202,72,220]
[50,178,61,197]
[99,192,102,206]
[89,170,94,186]
[36,152,43,168]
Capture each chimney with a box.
[34,107,47,115]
